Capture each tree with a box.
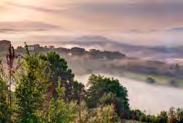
[146,77,156,84]
[15,53,48,123]
[0,60,12,123]
[40,52,75,102]
[0,78,11,123]
[86,74,129,120]
[129,109,145,121]
[40,81,77,123]
[157,111,168,123]
[43,99,76,123]
[168,108,177,123]
[176,108,183,123]
[71,81,85,104]
[6,44,16,108]
[74,102,119,123]
[87,105,120,123]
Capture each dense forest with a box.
[0,43,183,123]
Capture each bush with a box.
[146,77,156,84]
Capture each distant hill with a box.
[16,44,126,60]
[0,40,183,88]
[0,40,11,51]
[62,35,183,60]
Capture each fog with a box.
[76,73,183,114]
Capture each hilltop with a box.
[15,43,183,88]
[1,40,183,88]
[0,40,11,51]
[62,35,183,61]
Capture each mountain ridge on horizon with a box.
[1,35,183,48]
[1,35,183,59]
[65,35,183,59]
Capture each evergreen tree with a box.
[0,78,11,123]
[15,53,48,123]
[0,60,11,123]
[40,52,75,101]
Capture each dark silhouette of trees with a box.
[40,52,76,102]
[6,44,15,108]
[86,74,129,120]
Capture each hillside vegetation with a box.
[0,43,182,123]
[14,43,183,88]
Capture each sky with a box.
[0,0,183,46]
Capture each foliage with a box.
[176,108,183,123]
[40,81,77,123]
[86,74,129,119]
[87,105,120,123]
[0,77,11,123]
[43,99,76,123]
[75,102,120,123]
[71,81,85,104]
[0,60,12,123]
[156,111,168,123]
[168,107,183,123]
[15,53,48,123]
[146,77,156,84]
[40,52,75,101]
[129,108,183,123]
[40,52,74,82]
[0,46,182,123]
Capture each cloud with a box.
[0,21,60,33]
[5,1,183,31]
[1,0,183,46]
[7,2,63,13]
[66,1,183,31]
[78,1,183,19]
[167,26,183,32]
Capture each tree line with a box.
[0,44,182,123]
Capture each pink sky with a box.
[0,0,183,46]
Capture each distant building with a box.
[28,46,35,51]
[49,46,55,49]
[27,44,40,51]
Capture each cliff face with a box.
[0,40,11,51]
